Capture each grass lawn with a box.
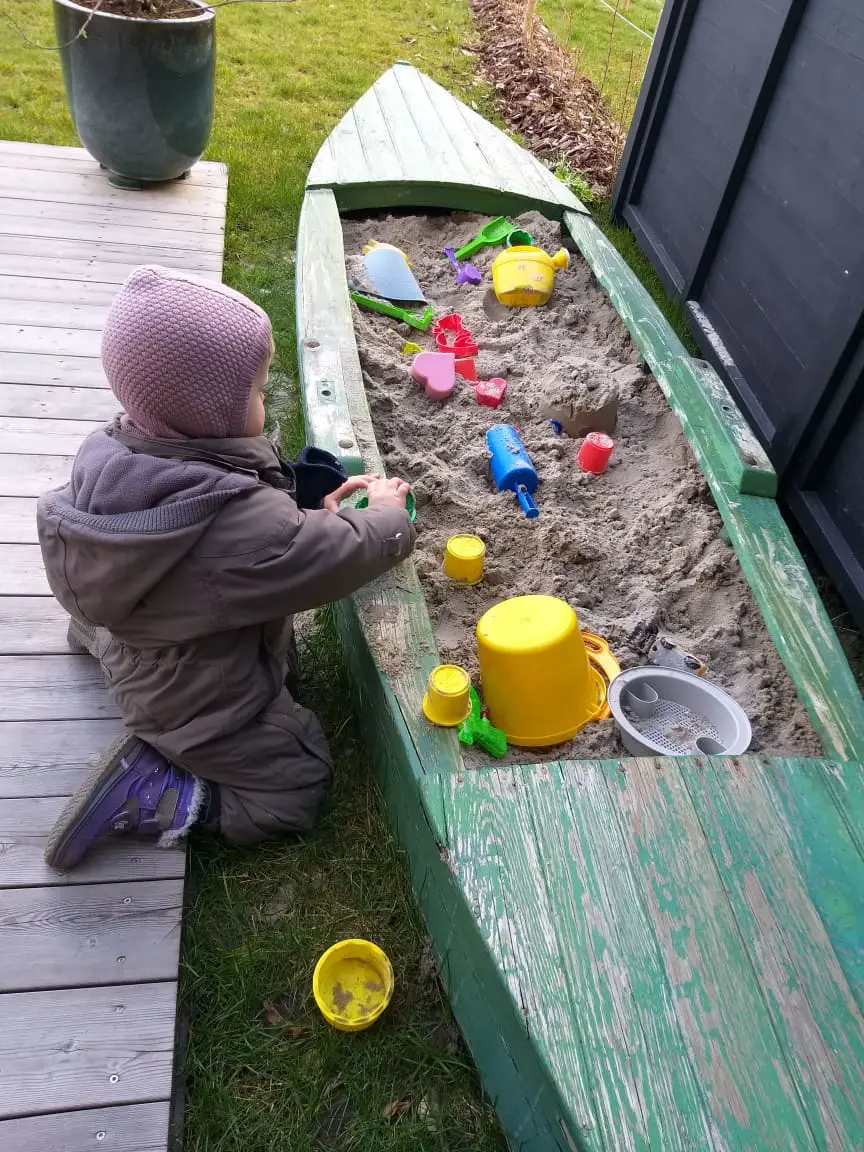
[0,2,505,1148]
[540,0,664,127]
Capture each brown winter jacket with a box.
[36,418,416,843]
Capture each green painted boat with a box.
[297,64,864,1150]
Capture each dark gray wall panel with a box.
[615,0,864,626]
[633,0,789,286]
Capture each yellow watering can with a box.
[492,245,570,307]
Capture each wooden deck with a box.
[0,141,227,1150]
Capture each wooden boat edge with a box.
[294,69,864,1149]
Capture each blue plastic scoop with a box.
[487,423,540,519]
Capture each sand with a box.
[342,210,822,761]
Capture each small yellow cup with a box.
[443,534,486,585]
[422,664,472,726]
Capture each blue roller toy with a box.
[486,423,540,519]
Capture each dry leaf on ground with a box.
[383,1100,412,1119]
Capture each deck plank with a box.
[370,69,435,184]
[0,796,186,889]
[0,234,221,275]
[0,497,38,543]
[0,454,73,497]
[0,880,184,991]
[0,253,220,286]
[0,415,103,455]
[0,164,226,209]
[0,193,225,236]
[761,758,864,1005]
[0,1101,171,1152]
[814,759,864,860]
[0,982,177,1118]
[0,382,116,421]
[0,179,224,218]
[414,70,499,188]
[441,763,713,1149]
[0,323,102,359]
[0,718,126,797]
[351,90,405,184]
[0,147,225,187]
[0,212,225,254]
[0,140,224,178]
[1,545,51,594]
[0,139,226,1150]
[0,298,109,331]
[0,597,77,654]
[0,273,122,307]
[0,351,107,388]
[0,654,120,720]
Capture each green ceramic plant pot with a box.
[53,0,215,187]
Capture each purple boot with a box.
[44,733,206,871]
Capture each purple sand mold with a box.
[444,246,482,286]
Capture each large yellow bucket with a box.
[477,595,604,746]
[491,245,570,307]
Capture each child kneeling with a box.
[37,265,415,870]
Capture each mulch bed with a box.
[468,0,624,196]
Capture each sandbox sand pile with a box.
[342,211,821,760]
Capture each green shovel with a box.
[454,216,514,261]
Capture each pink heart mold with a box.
[411,351,456,400]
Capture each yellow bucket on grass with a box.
[477,595,604,746]
[313,938,394,1032]
[491,245,570,307]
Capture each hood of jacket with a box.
[36,418,283,628]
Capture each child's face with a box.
[245,338,275,437]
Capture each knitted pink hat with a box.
[102,265,273,439]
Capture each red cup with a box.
[578,432,614,474]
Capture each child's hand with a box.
[322,474,380,513]
[366,476,412,510]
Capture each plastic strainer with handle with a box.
[609,667,752,757]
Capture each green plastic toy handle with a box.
[458,687,507,758]
[475,718,508,759]
[349,292,434,332]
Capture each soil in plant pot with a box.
[77,0,201,18]
[342,210,823,764]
